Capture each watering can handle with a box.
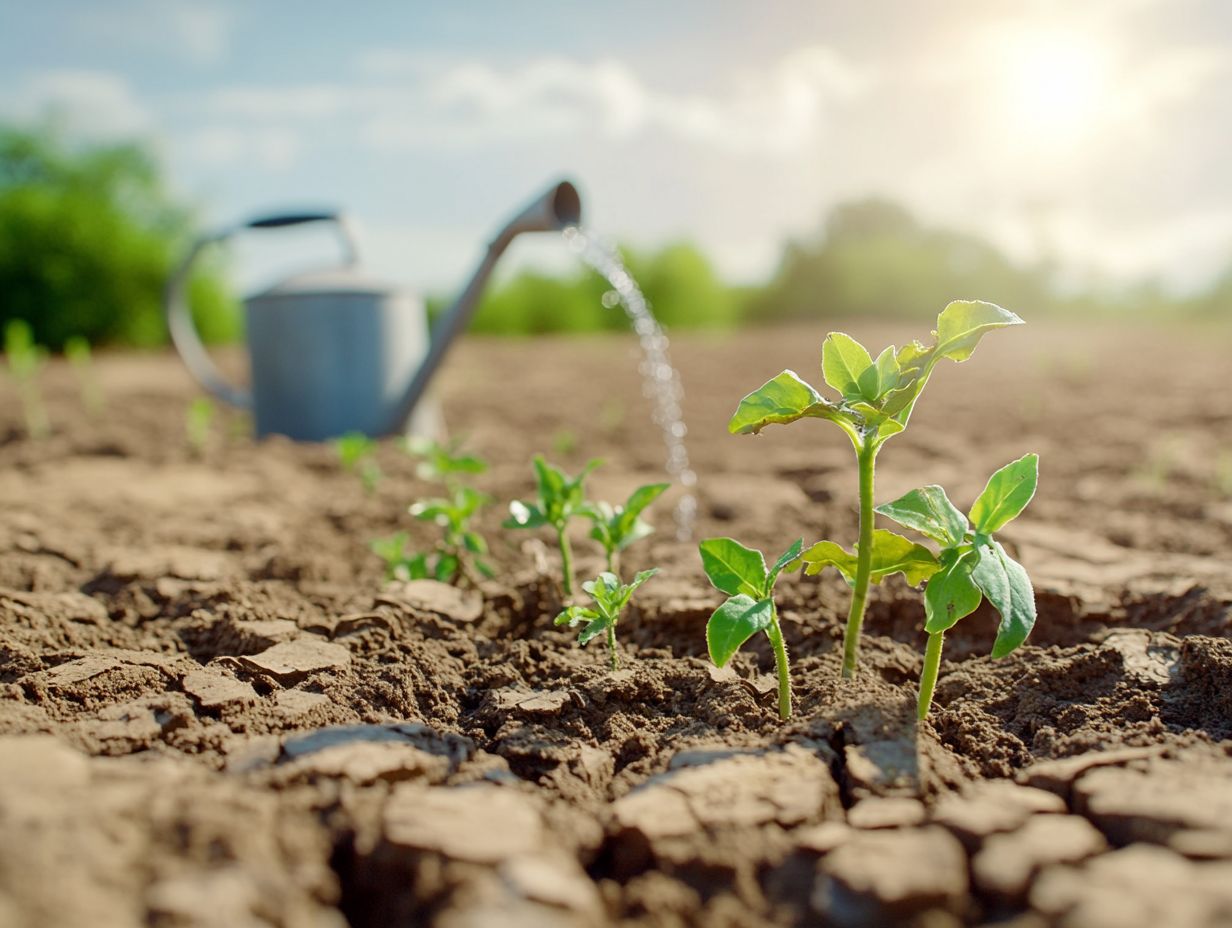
[163,211,359,409]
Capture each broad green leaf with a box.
[970,538,1037,658]
[578,616,610,645]
[434,554,459,583]
[876,485,969,547]
[855,345,901,403]
[555,604,599,627]
[614,519,654,552]
[822,332,873,399]
[728,370,857,436]
[934,300,1024,363]
[767,538,804,590]
[462,531,487,554]
[627,567,659,594]
[969,453,1039,534]
[623,482,670,520]
[699,537,767,598]
[503,500,548,529]
[532,454,565,502]
[923,550,982,633]
[706,595,773,667]
[802,529,940,586]
[611,483,669,549]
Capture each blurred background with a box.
[1,0,1230,348]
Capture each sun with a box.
[996,28,1113,140]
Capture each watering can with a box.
[164,180,582,441]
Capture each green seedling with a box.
[505,455,601,598]
[556,568,657,670]
[335,432,382,493]
[407,484,494,584]
[185,396,215,456]
[728,301,1023,679]
[582,482,670,577]
[3,319,50,439]
[405,436,487,488]
[64,336,104,416]
[699,537,803,720]
[872,453,1040,718]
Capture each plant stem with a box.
[607,549,620,580]
[767,602,792,720]
[557,527,576,598]
[841,439,877,679]
[607,620,620,671]
[917,630,944,719]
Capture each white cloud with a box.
[179,126,301,171]
[76,0,234,66]
[0,70,151,137]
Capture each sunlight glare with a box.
[999,29,1112,140]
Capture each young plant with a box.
[406,484,494,584]
[3,319,50,439]
[583,482,670,577]
[556,569,657,670]
[335,431,382,493]
[185,396,215,456]
[872,453,1040,718]
[728,301,1023,679]
[699,537,803,720]
[405,436,487,488]
[504,455,601,598]
[64,336,104,416]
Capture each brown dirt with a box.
[1,319,1231,928]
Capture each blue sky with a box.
[3,0,1231,296]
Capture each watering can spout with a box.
[387,179,582,434]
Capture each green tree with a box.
[0,122,235,348]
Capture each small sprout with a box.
[334,432,382,493]
[556,568,657,671]
[408,485,495,584]
[504,455,601,598]
[875,453,1040,718]
[699,537,803,720]
[3,319,50,439]
[185,396,215,456]
[583,482,670,577]
[404,436,486,488]
[64,336,104,416]
[370,531,423,581]
[727,301,1023,679]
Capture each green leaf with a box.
[578,616,610,645]
[610,482,669,550]
[934,300,1024,363]
[698,537,768,598]
[503,499,548,530]
[555,604,599,627]
[706,595,774,667]
[970,538,1037,658]
[767,538,804,590]
[434,554,459,583]
[533,454,566,502]
[876,485,969,547]
[727,370,858,437]
[802,529,940,586]
[923,550,983,633]
[856,345,901,403]
[969,453,1039,534]
[626,567,659,595]
[462,531,487,554]
[822,332,873,400]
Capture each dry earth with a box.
[1,319,1231,927]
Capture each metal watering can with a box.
[164,180,582,441]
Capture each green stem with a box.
[557,527,576,598]
[842,439,877,679]
[607,548,620,580]
[918,630,944,719]
[607,619,620,671]
[767,602,792,720]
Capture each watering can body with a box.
[164,180,581,442]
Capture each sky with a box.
[2,0,1231,296]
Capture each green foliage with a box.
[405,486,494,584]
[64,335,104,416]
[185,396,214,456]
[556,568,657,670]
[334,432,382,493]
[698,537,803,720]
[727,302,1024,679]
[876,453,1040,716]
[3,319,50,438]
[582,482,670,575]
[504,455,601,597]
[0,123,236,348]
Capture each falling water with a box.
[563,227,697,541]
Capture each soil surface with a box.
[1,319,1231,928]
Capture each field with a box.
[1,320,1231,928]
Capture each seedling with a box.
[404,436,487,488]
[504,455,601,598]
[3,320,50,439]
[873,453,1040,718]
[335,432,382,493]
[185,396,215,456]
[699,537,803,720]
[728,301,1023,679]
[64,336,104,416]
[583,482,670,577]
[406,485,494,584]
[556,569,657,670]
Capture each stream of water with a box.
[563,227,698,541]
